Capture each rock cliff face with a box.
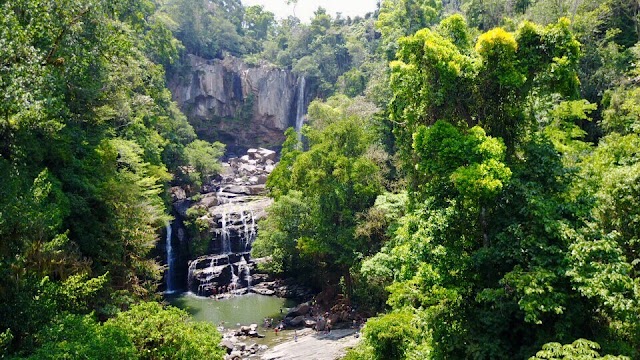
[169,55,306,153]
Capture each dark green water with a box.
[166,292,297,327]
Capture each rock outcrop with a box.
[170,55,307,153]
[178,148,277,296]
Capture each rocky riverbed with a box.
[221,327,361,360]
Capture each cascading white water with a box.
[187,260,197,294]
[240,263,252,290]
[241,211,249,250]
[229,255,239,290]
[295,76,306,140]
[221,211,231,254]
[165,222,175,293]
[249,210,256,248]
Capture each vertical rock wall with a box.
[169,55,306,153]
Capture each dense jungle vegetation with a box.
[2,0,640,358]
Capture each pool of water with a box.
[166,292,297,327]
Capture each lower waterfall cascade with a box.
[171,147,277,297]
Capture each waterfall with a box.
[241,211,249,251]
[250,211,256,244]
[165,222,175,294]
[240,263,252,290]
[229,255,239,290]
[295,76,306,140]
[187,260,196,294]
[221,211,231,254]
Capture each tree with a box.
[376,0,442,59]
[243,5,276,53]
[529,339,630,359]
[258,96,383,293]
[28,302,226,359]
[108,302,225,359]
[183,139,225,186]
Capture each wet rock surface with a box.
[179,148,278,297]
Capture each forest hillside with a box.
[2,0,640,359]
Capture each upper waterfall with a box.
[295,76,306,140]
[165,222,175,294]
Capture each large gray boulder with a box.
[286,303,310,318]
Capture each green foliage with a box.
[158,0,246,58]
[602,85,640,135]
[357,13,640,359]
[252,190,312,275]
[183,139,225,185]
[0,0,204,356]
[25,302,225,360]
[259,8,379,97]
[259,96,383,291]
[529,339,630,359]
[107,302,225,359]
[389,17,581,160]
[242,5,276,53]
[26,314,136,360]
[362,311,421,360]
[377,0,442,59]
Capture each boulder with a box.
[199,193,218,207]
[247,331,265,338]
[329,313,341,326]
[225,185,251,195]
[258,148,277,161]
[288,315,305,327]
[304,319,317,328]
[221,339,235,354]
[251,287,275,296]
[220,163,234,177]
[247,185,266,195]
[287,303,310,318]
[239,164,257,175]
[170,186,186,201]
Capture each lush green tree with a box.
[0,0,203,355]
[158,0,245,58]
[252,190,312,275]
[107,302,225,359]
[351,13,640,359]
[257,96,383,293]
[377,0,442,59]
[25,314,136,360]
[529,339,630,359]
[183,139,225,186]
[26,302,225,359]
[242,5,276,53]
[361,311,421,360]
[389,16,580,162]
